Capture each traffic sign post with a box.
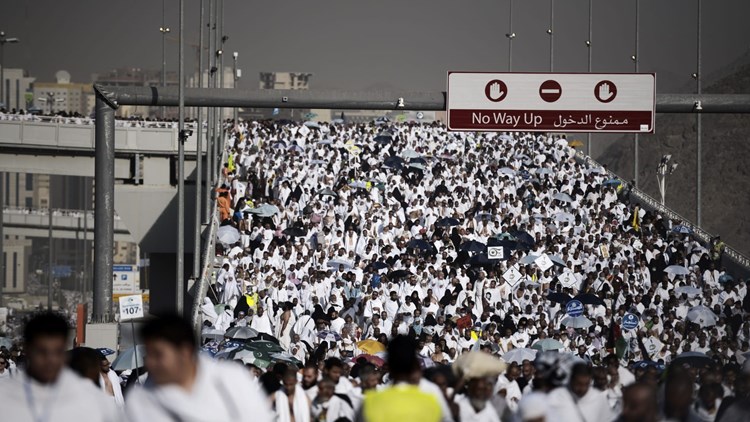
[447,72,655,133]
[118,294,143,383]
[622,313,640,330]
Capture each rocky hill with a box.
[595,60,750,256]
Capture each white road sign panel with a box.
[447,72,655,133]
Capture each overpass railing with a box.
[576,152,750,277]
[0,116,203,155]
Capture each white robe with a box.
[0,368,119,422]
[125,356,273,422]
[215,310,234,332]
[455,395,501,422]
[546,386,616,422]
[274,385,311,422]
[251,313,274,336]
[100,369,125,407]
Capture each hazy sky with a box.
[2,0,749,93]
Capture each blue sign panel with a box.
[622,313,640,330]
[566,299,584,317]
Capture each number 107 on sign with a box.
[119,294,144,321]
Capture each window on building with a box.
[12,252,18,289]
[25,197,32,208]
[26,173,33,190]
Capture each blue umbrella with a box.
[672,225,693,234]
[719,274,734,284]
[369,261,389,270]
[374,135,392,144]
[603,178,622,186]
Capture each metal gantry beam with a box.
[91,85,750,320]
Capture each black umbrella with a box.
[383,156,404,168]
[487,237,518,250]
[460,240,487,253]
[547,292,573,304]
[248,332,281,344]
[671,352,714,368]
[407,239,433,252]
[374,135,392,144]
[469,253,494,268]
[283,227,307,237]
[388,269,412,279]
[512,231,535,249]
[573,293,605,306]
[435,217,460,227]
[410,157,427,165]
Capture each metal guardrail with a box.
[189,135,227,332]
[576,152,750,275]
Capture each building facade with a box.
[0,67,36,112]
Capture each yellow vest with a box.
[363,385,441,422]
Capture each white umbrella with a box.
[554,212,575,223]
[201,328,225,341]
[216,226,241,245]
[665,265,690,276]
[498,167,516,176]
[561,316,593,329]
[501,348,538,364]
[225,326,260,340]
[552,192,573,203]
[402,149,421,159]
[535,167,554,175]
[687,306,717,327]
[675,286,702,296]
[327,259,353,269]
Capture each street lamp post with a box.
[657,155,678,205]
[38,92,64,114]
[506,0,514,72]
[160,0,171,119]
[0,31,20,109]
[232,52,239,124]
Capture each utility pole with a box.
[194,0,205,279]
[0,173,4,307]
[586,0,593,157]
[696,0,702,226]
[206,0,215,198]
[48,209,53,310]
[176,0,186,315]
[633,0,640,187]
